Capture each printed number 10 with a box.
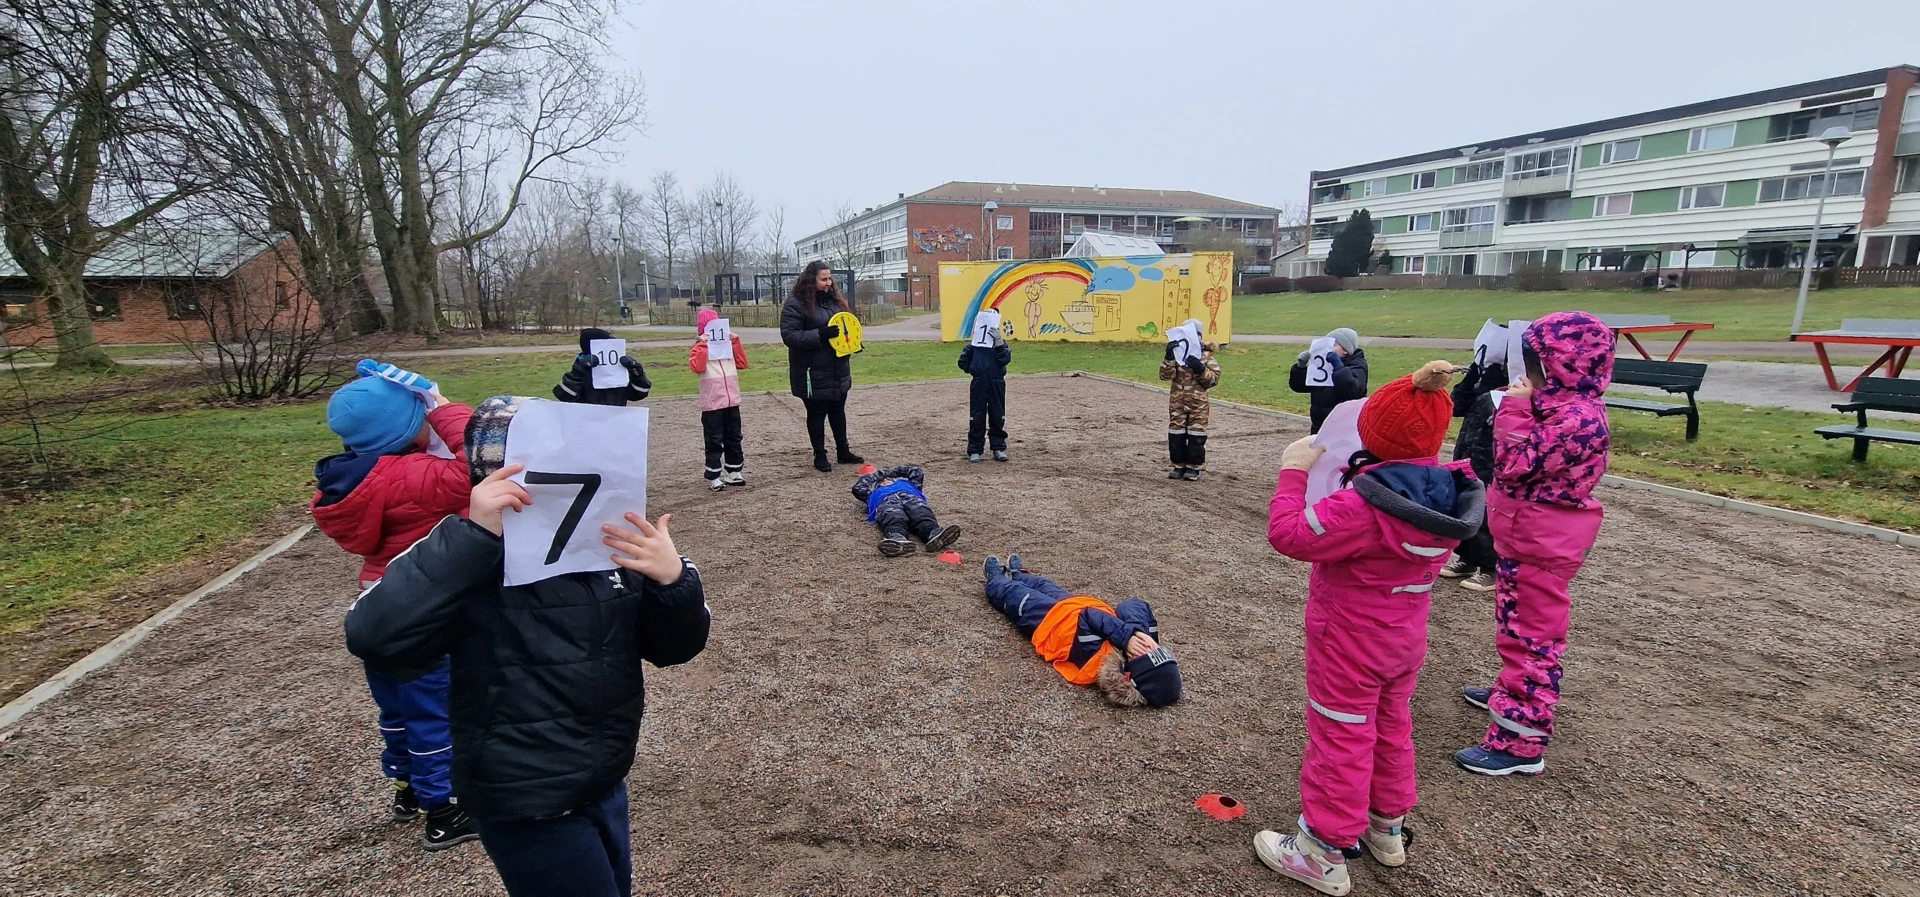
[524,472,602,564]
[595,349,621,366]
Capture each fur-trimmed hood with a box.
[1352,460,1486,542]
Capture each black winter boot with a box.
[837,448,864,465]
[422,802,479,851]
[390,780,421,822]
[813,451,833,472]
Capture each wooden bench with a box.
[1604,359,1706,441]
[1815,377,1920,462]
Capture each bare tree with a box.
[0,0,206,370]
[644,171,685,295]
[761,204,788,277]
[693,173,756,300]
[820,201,865,278]
[609,180,644,302]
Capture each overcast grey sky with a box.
[603,0,1916,237]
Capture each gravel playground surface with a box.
[2,378,1916,897]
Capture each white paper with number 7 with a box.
[500,400,649,587]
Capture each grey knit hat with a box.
[465,395,532,485]
[1328,328,1360,354]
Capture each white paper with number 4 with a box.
[588,338,630,390]
[500,400,649,587]
[703,318,731,351]
[970,311,1003,348]
[1304,336,1338,388]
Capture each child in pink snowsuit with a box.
[1452,311,1614,778]
[1257,361,1486,896]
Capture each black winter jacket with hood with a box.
[1289,349,1369,432]
[780,293,854,402]
[344,517,710,821]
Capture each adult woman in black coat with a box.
[780,261,863,471]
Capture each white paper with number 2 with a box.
[970,311,1002,348]
[1166,324,1200,365]
[1304,336,1338,388]
[588,338,630,390]
[500,400,649,587]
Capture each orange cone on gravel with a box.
[937,551,962,565]
[858,464,877,476]
[1196,793,1246,821]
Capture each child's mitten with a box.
[357,358,437,397]
[620,355,652,392]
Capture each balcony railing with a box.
[1438,228,1496,249]
[1896,125,1920,157]
[1504,169,1571,197]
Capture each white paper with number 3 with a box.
[703,318,731,351]
[588,338,630,390]
[1304,336,1338,388]
[500,400,649,587]
[970,311,1003,348]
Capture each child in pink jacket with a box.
[690,308,750,492]
[1453,311,1614,777]
[1258,361,1486,896]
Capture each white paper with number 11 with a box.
[500,400,649,587]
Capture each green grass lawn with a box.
[1230,287,1920,342]
[4,339,1916,635]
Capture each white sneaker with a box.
[1359,812,1407,867]
[707,478,725,493]
[1461,570,1496,591]
[1438,556,1472,579]
[723,471,746,487]
[1254,820,1352,896]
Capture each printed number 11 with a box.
[524,472,602,564]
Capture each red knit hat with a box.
[1357,361,1457,462]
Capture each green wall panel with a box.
[1571,196,1595,219]
[1633,187,1681,215]
[1639,130,1689,160]
[1564,247,1584,270]
[1384,215,1409,235]
[1724,179,1759,207]
[1734,117,1770,147]
[1386,174,1412,194]
[1580,144,1604,169]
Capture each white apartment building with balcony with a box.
[1295,66,1920,278]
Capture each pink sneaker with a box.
[1253,819,1352,895]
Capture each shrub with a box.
[1293,275,1343,294]
[1241,275,1292,295]
[1511,264,1567,292]
[1325,210,1374,277]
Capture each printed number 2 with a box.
[524,472,602,564]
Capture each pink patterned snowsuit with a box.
[1482,311,1614,759]
[1269,459,1486,847]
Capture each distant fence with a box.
[1319,266,1920,293]
[1835,266,1920,286]
[644,302,899,328]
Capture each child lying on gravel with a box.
[982,554,1181,708]
[850,464,962,557]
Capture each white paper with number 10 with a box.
[500,400,649,587]
[1304,337,1338,388]
[588,338,630,390]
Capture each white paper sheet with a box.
[703,318,732,351]
[1167,324,1201,365]
[1505,320,1532,386]
[1472,319,1507,369]
[1305,397,1367,505]
[1304,337,1338,388]
[500,401,650,587]
[588,338,630,390]
[970,310,1003,348]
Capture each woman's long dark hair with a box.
[789,260,845,315]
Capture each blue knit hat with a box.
[1126,648,1182,708]
[326,375,428,457]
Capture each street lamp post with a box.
[983,200,998,260]
[1791,126,1853,335]
[613,235,626,319]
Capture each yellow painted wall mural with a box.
[938,252,1234,344]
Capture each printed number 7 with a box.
[524,472,602,564]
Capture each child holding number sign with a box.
[345,395,710,897]
[554,328,652,406]
[691,308,749,491]
[1160,318,1221,481]
[1289,328,1369,433]
[959,312,1012,462]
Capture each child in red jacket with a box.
[690,308,749,492]
[309,359,478,851]
[1258,361,1485,896]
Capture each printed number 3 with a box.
[524,472,602,564]
[1309,355,1328,382]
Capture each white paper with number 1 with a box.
[500,400,649,587]
[970,310,1003,348]
[588,338,630,390]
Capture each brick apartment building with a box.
[0,231,311,346]
[793,181,1279,307]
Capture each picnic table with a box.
[1598,314,1717,361]
[1789,318,1920,392]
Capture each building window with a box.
[1506,195,1571,224]
[1441,204,1496,233]
[1601,138,1640,164]
[1897,157,1920,194]
[274,282,291,309]
[995,246,1013,260]
[1508,146,1573,182]
[87,286,121,319]
[996,215,1013,231]
[1403,256,1426,274]
[1362,177,1389,197]
[1410,171,1436,190]
[1372,217,1385,236]
[1758,169,1866,202]
[1592,194,1633,217]
[2,289,35,322]
[1312,183,1351,203]
[1453,159,1504,184]
[1687,123,1736,153]
[1310,217,1338,240]
[166,288,204,320]
[1768,100,1881,142]
[1408,213,1436,232]
[1679,184,1726,210]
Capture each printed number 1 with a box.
[524,472,602,564]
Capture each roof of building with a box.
[0,228,288,280]
[1314,65,1920,181]
[907,181,1278,214]
[1063,231,1165,258]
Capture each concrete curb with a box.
[1064,371,1916,549]
[0,525,314,730]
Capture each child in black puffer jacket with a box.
[554,328,651,406]
[958,331,1012,462]
[1438,361,1506,591]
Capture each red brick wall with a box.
[2,238,314,346]
[905,201,1029,305]
[1864,68,1918,230]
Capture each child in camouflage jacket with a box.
[1159,319,1222,481]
